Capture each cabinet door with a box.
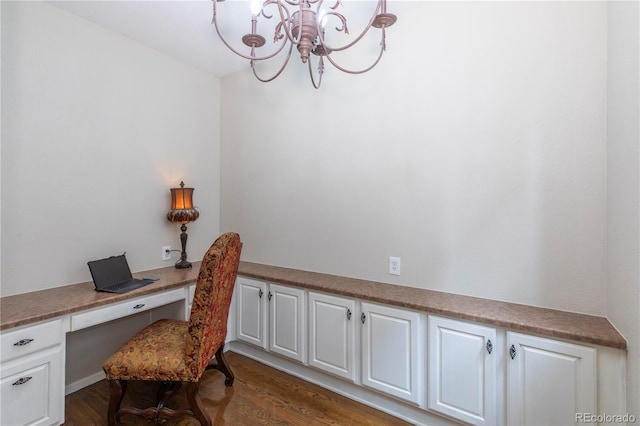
[269,284,306,363]
[507,332,596,426]
[361,302,423,405]
[0,348,63,426]
[428,316,496,425]
[308,292,357,382]
[235,277,268,349]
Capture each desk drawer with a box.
[0,320,63,364]
[71,288,185,331]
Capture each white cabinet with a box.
[235,278,306,363]
[308,292,357,382]
[360,302,423,405]
[230,276,623,426]
[269,284,306,363]
[0,319,64,426]
[507,331,596,426]
[428,316,497,425]
[236,277,268,349]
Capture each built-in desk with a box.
[1,263,201,332]
[0,261,628,426]
[0,263,200,426]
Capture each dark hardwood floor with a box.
[64,351,412,425]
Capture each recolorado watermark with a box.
[576,413,637,424]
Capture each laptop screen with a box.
[88,254,132,289]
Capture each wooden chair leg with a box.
[156,381,182,410]
[186,381,211,426]
[107,379,127,426]
[206,345,234,386]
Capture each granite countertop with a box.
[238,262,628,350]
[0,264,200,331]
[0,261,627,350]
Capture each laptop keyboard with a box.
[108,280,134,291]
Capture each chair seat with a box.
[103,319,198,382]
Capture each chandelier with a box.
[211,0,397,88]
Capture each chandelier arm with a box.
[212,0,290,62]
[317,0,383,52]
[252,42,296,83]
[261,0,298,46]
[322,29,386,75]
[307,55,324,89]
[282,0,325,6]
[276,0,299,45]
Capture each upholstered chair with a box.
[102,232,242,425]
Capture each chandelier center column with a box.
[291,4,318,64]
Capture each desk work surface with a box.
[1,261,627,350]
[1,263,200,331]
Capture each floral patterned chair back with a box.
[186,232,242,379]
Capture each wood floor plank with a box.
[64,352,412,425]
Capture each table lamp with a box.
[166,181,199,269]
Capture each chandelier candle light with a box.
[167,181,200,269]
[211,0,397,88]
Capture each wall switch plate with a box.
[162,246,172,261]
[389,257,401,275]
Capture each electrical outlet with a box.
[162,246,172,261]
[389,256,401,275]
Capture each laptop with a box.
[88,253,154,294]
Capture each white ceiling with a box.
[48,0,260,76]
[48,0,420,77]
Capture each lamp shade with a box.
[167,181,199,224]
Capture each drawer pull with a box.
[12,377,32,386]
[133,304,145,310]
[13,338,34,347]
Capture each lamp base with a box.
[174,223,192,269]
[175,258,192,269]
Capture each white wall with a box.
[0,1,3,292]
[607,0,640,416]
[1,1,221,296]
[221,1,608,315]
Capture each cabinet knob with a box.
[509,344,517,359]
[486,339,493,354]
[133,304,145,310]
[13,338,34,347]
[361,312,366,324]
[268,292,272,301]
[347,309,352,320]
[258,289,263,299]
[12,377,32,386]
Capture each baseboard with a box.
[66,370,104,395]
[226,341,457,426]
